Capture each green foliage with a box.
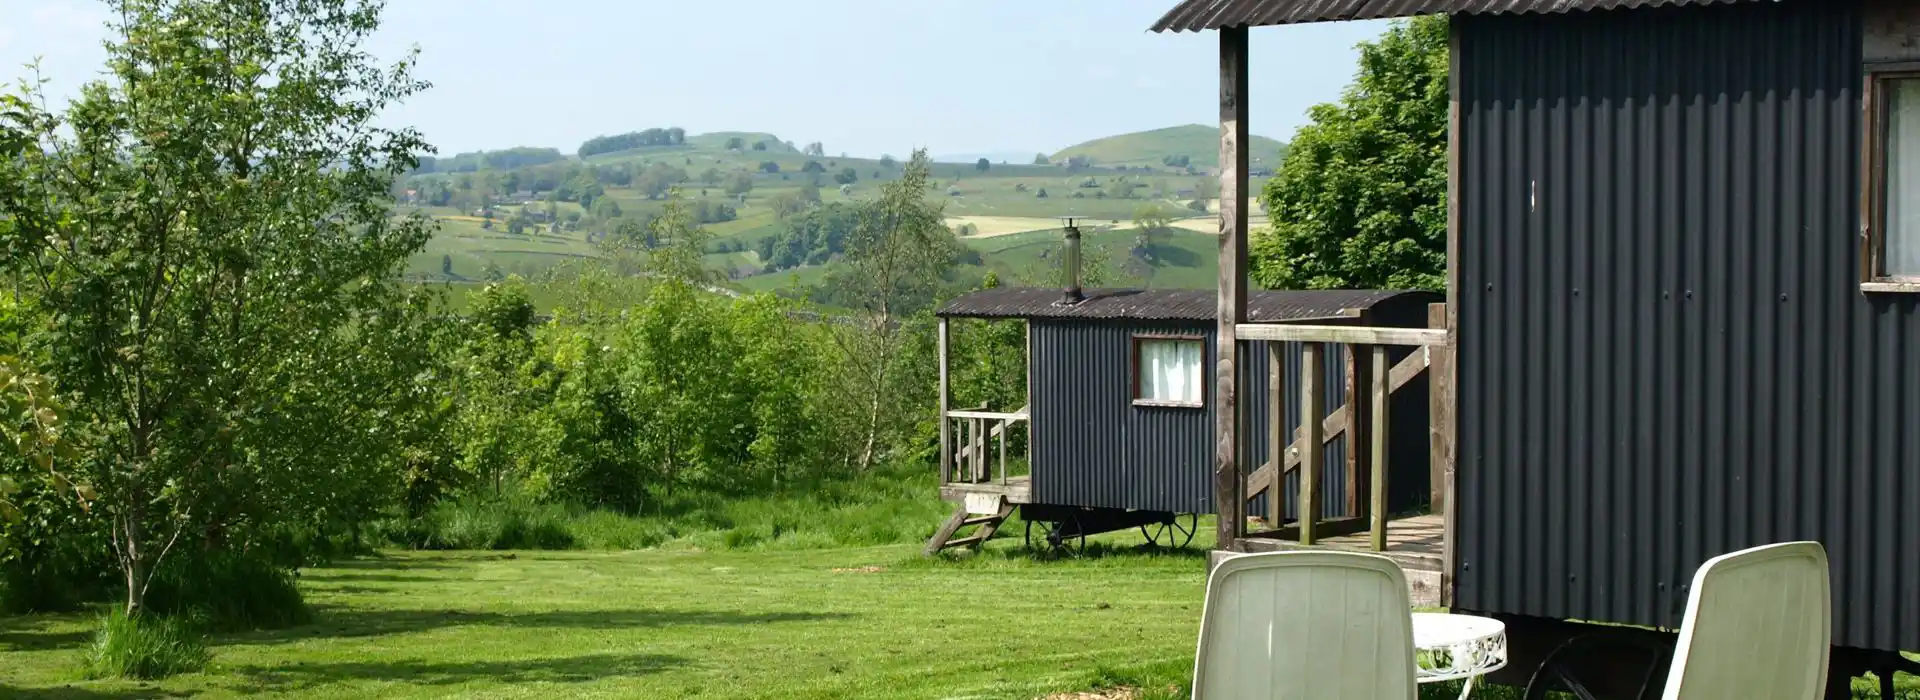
[834,167,859,185]
[0,0,440,616]
[724,169,755,196]
[974,158,991,172]
[1254,16,1448,291]
[577,127,686,157]
[143,552,310,632]
[82,609,210,680]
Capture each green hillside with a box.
[686,131,791,151]
[1050,124,1286,170]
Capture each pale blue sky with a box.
[0,0,1390,159]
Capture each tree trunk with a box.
[121,509,146,617]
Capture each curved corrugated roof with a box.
[937,287,1438,322]
[1150,0,1757,32]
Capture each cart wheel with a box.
[1522,632,1672,700]
[1139,512,1199,549]
[1023,518,1045,552]
[1059,515,1087,556]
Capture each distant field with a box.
[1052,124,1288,170]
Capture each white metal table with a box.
[1412,612,1508,699]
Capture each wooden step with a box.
[960,514,1003,527]
[943,534,987,549]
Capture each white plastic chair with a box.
[1659,541,1831,700]
[1192,551,1417,700]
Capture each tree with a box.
[1254,16,1447,291]
[824,151,955,471]
[1035,187,1048,199]
[1033,153,1050,165]
[442,254,456,277]
[802,160,826,173]
[699,167,722,186]
[751,141,768,151]
[769,192,806,220]
[833,167,858,186]
[1132,203,1174,256]
[758,161,780,174]
[804,141,825,157]
[974,158,990,173]
[878,154,897,170]
[724,170,755,197]
[503,171,523,195]
[0,0,435,617]
[797,180,821,205]
[646,192,715,286]
[725,137,746,150]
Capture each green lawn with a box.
[0,544,1213,699]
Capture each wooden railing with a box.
[1239,304,1453,552]
[941,405,1028,487]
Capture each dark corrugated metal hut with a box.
[1153,0,1920,686]
[938,287,1438,518]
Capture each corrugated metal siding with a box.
[1029,314,1434,519]
[1149,0,1752,33]
[1454,0,1919,652]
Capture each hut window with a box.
[1133,336,1204,407]
[1868,69,1920,284]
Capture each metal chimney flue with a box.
[1058,215,1084,305]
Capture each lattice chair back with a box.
[1192,551,1417,700]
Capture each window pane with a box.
[1887,78,1920,276]
[1138,339,1203,404]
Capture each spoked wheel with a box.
[1139,512,1198,549]
[1522,632,1673,700]
[1022,515,1087,556]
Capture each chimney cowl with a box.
[1057,216,1084,305]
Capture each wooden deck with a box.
[1226,514,1447,607]
[938,475,1033,504]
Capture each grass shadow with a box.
[0,685,198,700]
[0,617,95,652]
[233,652,686,693]
[236,607,852,645]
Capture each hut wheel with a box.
[1139,512,1198,549]
[1521,631,1673,700]
[1022,516,1087,556]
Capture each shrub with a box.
[144,553,311,631]
[83,610,210,680]
[383,496,577,550]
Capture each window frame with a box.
[1130,333,1207,409]
[1862,62,1920,290]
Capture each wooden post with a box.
[1345,343,1369,521]
[1213,25,1251,556]
[1428,305,1451,519]
[938,318,950,485]
[1370,345,1391,552]
[1298,342,1323,545]
[1266,341,1284,525]
[1440,19,1462,608]
[998,419,1008,485]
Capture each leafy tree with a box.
[758,161,781,174]
[1033,153,1050,165]
[725,137,746,151]
[804,141,825,157]
[508,216,528,235]
[442,254,456,277]
[590,196,624,221]
[770,192,806,220]
[699,167,722,186]
[1187,198,1210,213]
[503,171,523,195]
[797,180,821,205]
[1161,154,1191,168]
[751,141,768,151]
[802,160,826,173]
[1254,16,1447,291]
[1035,187,1048,199]
[1196,176,1219,201]
[823,151,955,470]
[646,193,715,286]
[974,158,990,173]
[833,167,858,186]
[878,154,897,170]
[0,0,435,616]
[724,170,755,197]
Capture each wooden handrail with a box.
[1237,323,1450,348]
[1244,349,1429,500]
[945,409,1029,421]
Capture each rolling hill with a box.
[1050,124,1287,170]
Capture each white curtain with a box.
[1139,339,1203,405]
[1888,79,1920,277]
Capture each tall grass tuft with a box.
[82,610,210,680]
[144,553,311,632]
